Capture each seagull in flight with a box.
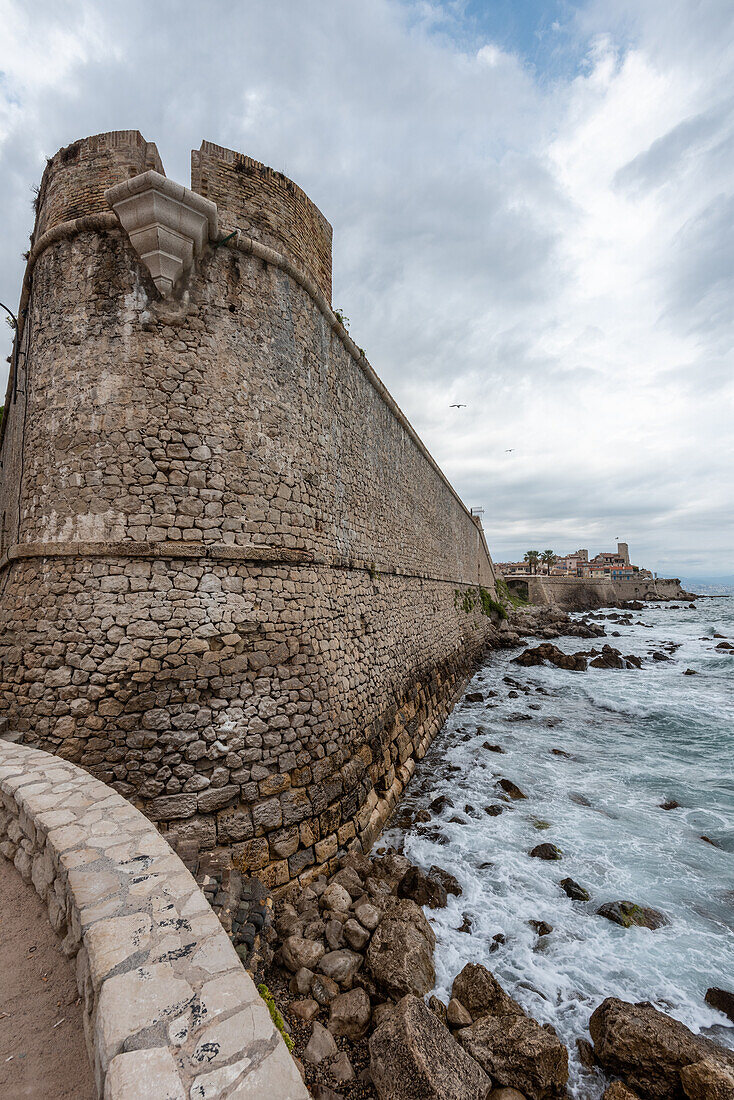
[505,448,514,452]
[450,403,466,408]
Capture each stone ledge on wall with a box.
[0,740,308,1100]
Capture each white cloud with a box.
[0,0,731,577]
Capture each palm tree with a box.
[524,550,540,575]
[542,549,556,575]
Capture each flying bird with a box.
[450,403,466,408]
[505,448,514,452]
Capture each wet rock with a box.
[680,1059,734,1100]
[429,794,454,814]
[398,865,449,910]
[281,934,326,972]
[514,644,587,672]
[458,913,473,934]
[369,993,492,1100]
[596,901,667,929]
[489,933,506,952]
[329,987,371,1040]
[451,962,525,1020]
[507,712,533,722]
[330,1051,355,1083]
[484,742,506,753]
[560,878,590,902]
[683,669,697,675]
[415,808,431,823]
[499,779,527,800]
[589,997,734,1099]
[652,652,670,661]
[529,920,553,936]
[366,904,436,999]
[458,1013,569,1100]
[532,820,552,830]
[289,997,320,1022]
[447,997,474,1028]
[466,691,485,703]
[303,1020,338,1065]
[705,987,734,1023]
[659,800,680,810]
[530,843,562,861]
[485,804,504,816]
[429,865,463,897]
[318,948,363,988]
[700,834,722,848]
[576,1037,596,1069]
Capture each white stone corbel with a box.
[105,171,218,297]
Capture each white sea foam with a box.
[383,597,734,1098]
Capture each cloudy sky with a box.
[1,0,732,579]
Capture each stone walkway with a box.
[0,855,95,1099]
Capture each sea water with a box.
[383,597,734,1098]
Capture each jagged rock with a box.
[498,779,527,800]
[318,948,364,988]
[281,934,326,972]
[705,987,734,1023]
[466,692,485,703]
[290,966,315,996]
[343,917,371,951]
[429,865,463,897]
[660,800,680,811]
[589,997,734,1100]
[603,1084,640,1100]
[372,1001,397,1029]
[530,843,562,861]
[596,901,667,930]
[369,994,492,1100]
[366,904,436,999]
[340,851,373,878]
[488,1090,529,1100]
[398,865,448,909]
[680,1059,734,1100]
[529,920,553,937]
[329,987,372,1040]
[451,963,525,1020]
[447,997,473,1028]
[514,644,587,672]
[303,1020,338,1065]
[428,995,447,1025]
[485,804,504,816]
[331,1051,356,1082]
[560,878,590,901]
[330,866,365,898]
[289,997,320,1022]
[311,973,340,1005]
[483,743,506,753]
[353,899,381,930]
[576,1037,596,1069]
[429,795,454,814]
[325,918,345,951]
[372,852,412,886]
[321,882,352,913]
[457,1013,568,1100]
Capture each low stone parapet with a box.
[0,740,308,1100]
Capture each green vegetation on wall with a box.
[454,584,507,620]
[257,983,294,1051]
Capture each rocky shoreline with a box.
[246,599,733,1100]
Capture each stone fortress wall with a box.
[0,130,498,890]
[509,575,689,611]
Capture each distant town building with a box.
[497,542,651,580]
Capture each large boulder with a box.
[705,987,734,1024]
[680,1059,734,1100]
[328,987,372,1040]
[451,963,525,1021]
[366,902,436,999]
[589,998,734,1100]
[369,994,492,1100]
[457,1014,568,1100]
[398,865,449,909]
[280,934,325,972]
[596,901,668,930]
[603,1084,640,1100]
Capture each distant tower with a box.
[618,542,630,565]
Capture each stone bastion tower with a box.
[0,131,498,887]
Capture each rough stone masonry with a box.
[0,130,498,889]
